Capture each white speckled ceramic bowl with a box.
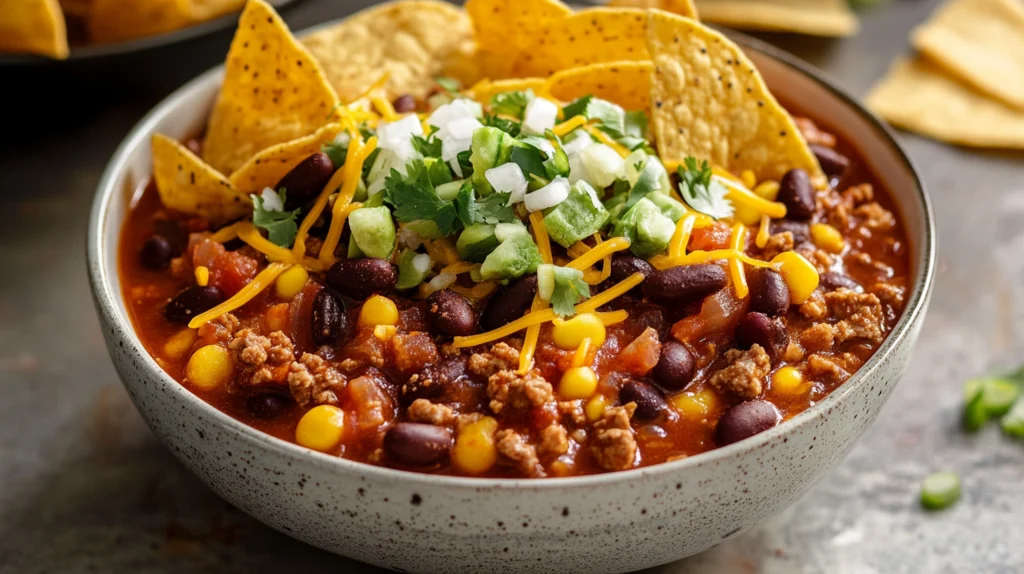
[87,32,935,574]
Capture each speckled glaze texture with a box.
[87,34,935,574]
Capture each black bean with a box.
[653,341,696,390]
[734,312,789,361]
[427,290,476,336]
[747,268,790,316]
[164,285,224,324]
[609,254,654,296]
[810,144,849,180]
[326,258,397,299]
[770,220,810,245]
[153,219,188,254]
[716,400,781,445]
[140,235,173,270]
[642,264,727,304]
[311,289,348,347]
[480,275,537,331]
[275,152,336,209]
[620,380,667,421]
[392,94,417,114]
[384,422,453,467]
[820,272,862,293]
[246,392,294,419]
[777,168,815,220]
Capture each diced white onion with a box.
[485,163,529,205]
[568,152,591,185]
[411,253,433,275]
[521,97,558,135]
[624,149,646,187]
[259,187,284,211]
[423,272,457,295]
[367,178,387,197]
[561,131,593,156]
[439,117,482,163]
[580,143,625,188]
[331,131,351,147]
[397,226,423,250]
[427,99,482,133]
[524,176,570,212]
[377,114,423,160]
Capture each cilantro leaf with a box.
[453,181,476,229]
[677,157,733,219]
[456,149,474,178]
[484,114,522,137]
[453,182,514,227]
[361,147,380,181]
[510,145,547,181]
[436,76,461,94]
[624,158,664,209]
[551,266,590,318]
[491,90,533,119]
[564,95,652,151]
[542,131,569,180]
[383,167,460,235]
[412,133,443,158]
[251,190,300,247]
[321,141,347,168]
[561,95,593,121]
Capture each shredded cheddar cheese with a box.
[728,223,749,299]
[319,136,378,264]
[236,223,327,271]
[442,261,479,275]
[529,212,553,265]
[583,125,629,158]
[577,272,645,314]
[211,222,243,243]
[188,263,290,329]
[571,338,593,368]
[370,95,398,122]
[453,308,557,348]
[756,214,771,249]
[668,215,696,259]
[552,115,588,137]
[715,176,787,219]
[595,310,628,325]
[567,237,630,272]
[450,281,498,300]
[292,138,362,258]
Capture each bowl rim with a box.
[87,28,935,491]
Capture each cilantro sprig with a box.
[676,157,733,219]
[491,90,532,119]
[251,189,300,247]
[562,95,651,152]
[549,265,590,318]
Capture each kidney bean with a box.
[642,264,727,305]
[635,307,667,340]
[777,168,815,220]
[652,340,696,390]
[428,290,476,336]
[770,220,810,245]
[734,312,789,361]
[820,272,862,293]
[385,422,454,466]
[480,275,537,331]
[139,235,173,270]
[716,400,781,445]
[247,392,294,419]
[609,254,654,296]
[311,289,348,347]
[810,144,849,180]
[164,285,224,324]
[620,380,667,421]
[747,268,790,316]
[392,94,417,113]
[327,258,397,299]
[275,152,336,209]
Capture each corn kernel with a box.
[359,295,399,327]
[810,223,846,254]
[559,366,599,400]
[194,266,210,287]
[771,251,819,304]
[753,180,781,201]
[551,312,606,350]
[452,416,498,474]
[772,366,805,395]
[186,344,234,391]
[373,324,397,340]
[732,204,762,226]
[671,388,717,421]
[585,394,609,422]
[295,405,346,452]
[740,169,757,189]
[163,328,197,359]
[275,265,308,299]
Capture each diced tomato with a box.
[617,327,662,376]
[689,221,732,252]
[345,374,395,433]
[671,289,749,344]
[190,238,259,296]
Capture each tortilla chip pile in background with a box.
[866,0,1024,149]
[153,0,827,221]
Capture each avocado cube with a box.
[470,127,508,195]
[543,181,610,248]
[396,250,433,290]
[456,223,499,262]
[611,197,675,258]
[647,192,687,222]
[480,235,542,281]
[348,206,396,260]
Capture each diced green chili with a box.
[920,472,961,511]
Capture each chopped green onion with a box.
[920,472,961,511]
[1001,399,1024,438]
[962,383,988,432]
[980,378,1020,416]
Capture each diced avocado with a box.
[348,206,396,259]
[435,180,463,201]
[347,234,364,258]
[456,223,499,262]
[494,221,529,242]
[470,127,508,195]
[396,250,433,290]
[406,219,443,239]
[480,235,542,280]
[352,178,368,203]
[543,181,610,248]
[603,193,627,224]
[612,197,675,258]
[647,192,687,222]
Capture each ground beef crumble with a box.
[709,345,771,400]
[407,398,456,426]
[287,352,346,407]
[197,312,239,344]
[468,342,520,379]
[487,369,554,415]
[590,404,637,471]
[228,328,295,385]
[761,231,794,260]
[826,288,885,344]
[496,429,543,477]
[538,423,570,458]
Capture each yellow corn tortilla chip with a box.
[229,123,343,194]
[203,0,339,176]
[152,134,251,223]
[695,0,858,37]
[865,57,1024,149]
[607,0,698,19]
[911,0,1024,111]
[512,8,651,78]
[465,0,572,79]
[0,0,69,59]
[646,10,822,182]
[302,1,474,103]
[547,61,653,112]
[88,0,194,44]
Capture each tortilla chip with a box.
[152,134,251,223]
[646,10,822,182]
[88,0,194,43]
[512,8,651,78]
[302,1,473,103]
[465,0,572,79]
[469,77,549,103]
[203,0,339,176]
[0,0,69,59]
[548,61,653,112]
[911,0,1024,111]
[229,123,343,194]
[866,57,1024,149]
[607,0,698,19]
[695,0,858,37]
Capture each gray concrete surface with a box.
[1,0,1022,572]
